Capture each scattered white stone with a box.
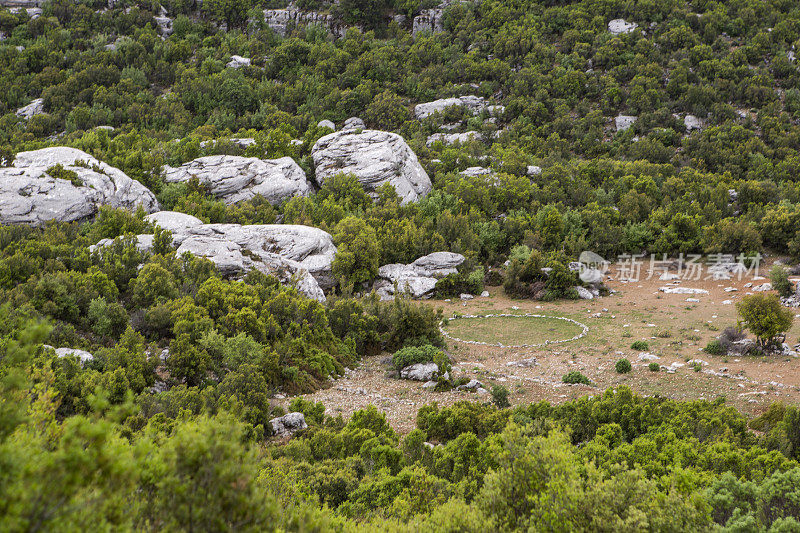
[659,287,708,294]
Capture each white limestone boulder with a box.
[270,412,307,438]
[426,132,478,146]
[54,347,94,364]
[226,55,251,68]
[91,216,336,301]
[414,96,487,120]
[311,129,431,204]
[400,362,439,381]
[162,155,311,205]
[144,211,203,233]
[608,19,637,35]
[16,98,45,119]
[376,251,465,298]
[615,115,637,132]
[0,147,159,226]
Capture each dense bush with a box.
[391,344,442,372]
[562,371,591,385]
[615,359,632,374]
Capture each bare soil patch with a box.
[290,263,800,433]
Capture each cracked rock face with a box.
[376,251,465,299]
[16,98,45,119]
[412,8,444,34]
[163,155,311,205]
[311,129,431,204]
[96,213,337,301]
[0,147,159,226]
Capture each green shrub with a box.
[631,340,649,351]
[391,344,442,372]
[435,267,484,298]
[704,339,725,355]
[770,265,794,298]
[46,164,82,186]
[562,371,592,385]
[491,385,510,408]
[648,362,660,372]
[615,358,632,374]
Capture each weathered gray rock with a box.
[154,15,172,36]
[684,115,704,132]
[414,95,487,120]
[312,129,431,204]
[342,117,366,130]
[0,147,159,226]
[376,251,465,298]
[729,338,756,356]
[16,97,45,119]
[270,412,307,438]
[615,114,637,131]
[226,55,251,68]
[412,8,444,34]
[460,166,493,177]
[575,286,594,300]
[144,211,203,232]
[526,165,542,176]
[457,379,484,391]
[317,119,335,130]
[54,347,94,364]
[163,155,311,205]
[400,362,439,381]
[426,132,478,146]
[92,216,336,301]
[608,18,637,34]
[263,6,343,38]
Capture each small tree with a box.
[770,265,794,298]
[736,294,793,348]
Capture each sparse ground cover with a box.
[298,263,800,433]
[442,314,585,346]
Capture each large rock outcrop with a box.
[0,147,159,226]
[311,129,431,204]
[95,213,336,301]
[162,155,311,205]
[375,251,465,299]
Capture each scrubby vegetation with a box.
[4,0,800,529]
